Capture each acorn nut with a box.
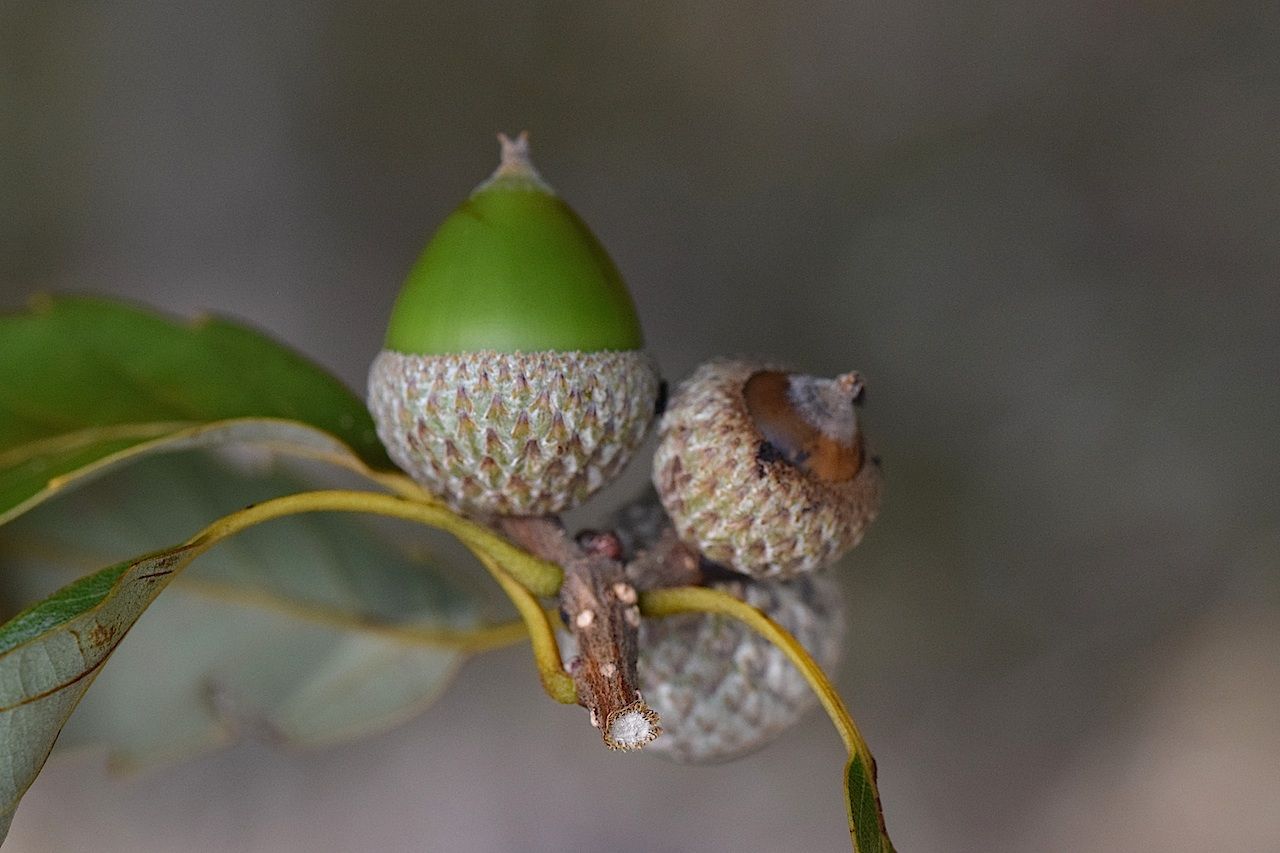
[368,134,660,515]
[652,359,882,578]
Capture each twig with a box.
[499,516,661,750]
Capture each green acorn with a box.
[368,134,660,515]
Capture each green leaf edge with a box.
[0,294,426,528]
[0,294,390,454]
[0,562,131,655]
[0,416,400,528]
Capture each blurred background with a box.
[2,2,1278,851]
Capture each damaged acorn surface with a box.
[368,135,659,515]
[653,359,883,578]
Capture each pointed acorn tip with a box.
[497,131,531,170]
[835,371,866,405]
[475,130,553,195]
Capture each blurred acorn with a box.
[607,487,674,562]
[638,573,845,763]
[652,359,882,578]
[368,134,660,516]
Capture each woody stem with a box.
[498,516,660,750]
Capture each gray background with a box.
[3,2,1278,851]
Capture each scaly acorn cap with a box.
[638,573,846,764]
[652,359,882,578]
[601,490,844,762]
[369,134,659,515]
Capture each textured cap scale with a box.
[370,348,656,515]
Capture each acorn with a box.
[368,134,660,516]
[638,573,846,763]
[652,359,882,578]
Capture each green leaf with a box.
[846,753,895,853]
[0,452,484,839]
[0,545,197,835]
[0,295,396,527]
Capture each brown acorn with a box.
[652,359,882,578]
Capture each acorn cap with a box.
[369,134,658,515]
[385,133,644,356]
[369,348,657,515]
[638,573,846,764]
[652,359,882,578]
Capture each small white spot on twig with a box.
[576,609,596,628]
[600,662,617,678]
[624,606,641,627]
[611,581,638,604]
